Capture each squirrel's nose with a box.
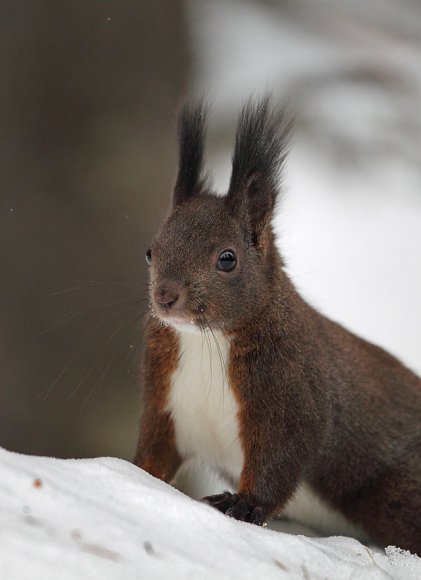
[154,286,179,308]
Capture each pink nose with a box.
[154,286,179,308]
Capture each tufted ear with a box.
[225,97,292,244]
[173,100,208,207]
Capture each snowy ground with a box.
[0,447,420,580]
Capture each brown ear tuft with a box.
[226,96,292,240]
[173,100,208,206]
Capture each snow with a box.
[0,447,420,579]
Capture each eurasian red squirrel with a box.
[135,97,421,553]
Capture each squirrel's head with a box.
[146,97,291,333]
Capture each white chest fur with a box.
[166,328,244,483]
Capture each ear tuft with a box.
[173,99,208,206]
[226,96,292,238]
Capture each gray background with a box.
[1,0,420,465]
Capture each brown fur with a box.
[134,320,181,482]
[135,98,421,553]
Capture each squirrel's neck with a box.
[230,235,312,337]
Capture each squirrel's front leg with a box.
[134,319,182,484]
[135,405,181,483]
[203,353,317,525]
[202,433,303,526]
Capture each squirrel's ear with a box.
[225,97,292,242]
[173,100,208,207]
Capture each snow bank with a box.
[0,447,419,579]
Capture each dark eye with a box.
[145,248,152,266]
[217,250,236,272]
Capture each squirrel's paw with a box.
[201,491,266,525]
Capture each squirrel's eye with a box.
[145,248,152,266]
[217,250,236,272]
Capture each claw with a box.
[226,497,250,521]
[249,506,265,525]
[201,491,267,525]
[201,491,237,513]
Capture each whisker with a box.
[59,366,97,410]
[51,280,141,296]
[120,328,143,372]
[79,304,136,339]
[47,303,141,403]
[50,282,99,296]
[198,312,213,397]
[31,294,134,339]
[82,354,115,408]
[200,296,233,347]
[208,325,228,397]
[96,308,139,354]
[38,358,73,399]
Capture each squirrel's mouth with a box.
[153,310,201,333]
[151,301,212,333]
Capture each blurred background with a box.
[1,0,421,467]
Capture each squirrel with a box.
[135,97,421,553]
